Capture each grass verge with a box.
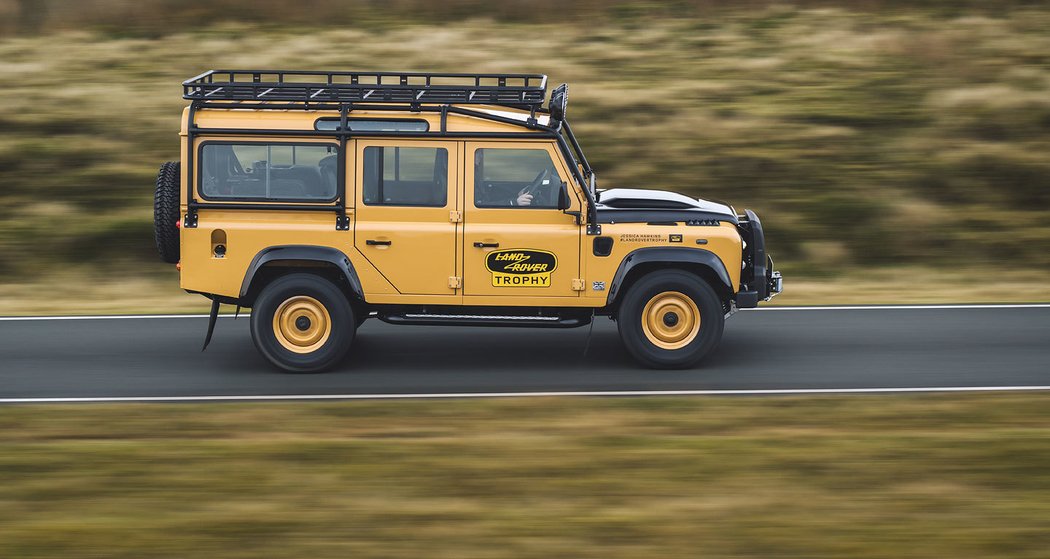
[3,7,1050,278]
[1,394,1048,557]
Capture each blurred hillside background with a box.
[1,0,1049,311]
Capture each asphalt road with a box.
[1,306,1048,401]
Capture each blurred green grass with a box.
[1,2,1049,305]
[1,394,1048,557]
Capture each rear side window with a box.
[199,143,338,201]
[362,146,448,207]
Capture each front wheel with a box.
[617,270,725,369]
[250,273,355,373]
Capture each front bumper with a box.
[735,255,783,308]
[734,209,782,309]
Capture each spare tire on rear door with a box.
[154,161,181,264]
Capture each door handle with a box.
[366,239,392,246]
[473,242,499,248]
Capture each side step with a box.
[378,312,591,329]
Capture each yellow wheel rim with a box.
[272,295,332,354]
[641,291,701,350]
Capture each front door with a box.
[353,140,460,296]
[463,141,581,299]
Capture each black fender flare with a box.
[239,245,364,301]
[606,247,733,306]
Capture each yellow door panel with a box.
[463,141,581,298]
[353,140,461,297]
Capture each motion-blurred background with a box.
[2,5,1050,557]
[2,0,1049,312]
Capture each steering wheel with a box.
[519,168,552,206]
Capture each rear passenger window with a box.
[199,143,338,201]
[362,146,448,207]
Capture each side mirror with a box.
[557,181,571,210]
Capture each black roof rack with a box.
[183,70,548,108]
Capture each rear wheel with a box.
[617,270,725,369]
[250,273,355,373]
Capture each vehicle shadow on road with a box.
[346,326,619,373]
[206,319,769,378]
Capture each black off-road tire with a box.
[154,161,181,264]
[250,273,356,373]
[617,270,725,369]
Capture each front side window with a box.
[199,143,338,201]
[362,146,448,206]
[474,148,562,208]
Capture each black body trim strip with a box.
[183,103,197,227]
[188,202,341,212]
[374,305,592,328]
[377,314,589,329]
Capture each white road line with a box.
[2,386,1050,404]
[1,304,1048,321]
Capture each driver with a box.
[475,150,557,207]
[512,168,555,206]
[515,187,535,206]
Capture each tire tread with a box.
[617,270,725,369]
[154,161,180,264]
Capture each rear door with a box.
[353,140,460,296]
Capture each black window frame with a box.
[196,140,341,204]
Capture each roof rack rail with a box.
[183,70,548,108]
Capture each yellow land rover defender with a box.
[153,70,782,372]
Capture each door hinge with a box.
[449,210,462,223]
[336,214,350,231]
[448,276,462,289]
[571,278,586,291]
[183,211,198,229]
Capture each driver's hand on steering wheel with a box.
[515,188,533,206]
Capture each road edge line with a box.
[3,385,1050,404]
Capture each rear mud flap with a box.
[202,299,220,351]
